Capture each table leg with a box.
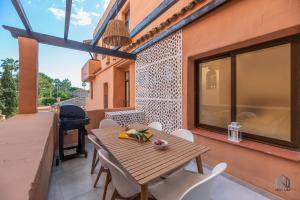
[196,156,204,174]
[140,184,148,200]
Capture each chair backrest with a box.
[98,151,139,198]
[148,122,163,131]
[87,134,102,149]
[99,119,119,128]
[171,129,194,142]
[180,163,227,200]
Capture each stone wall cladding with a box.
[135,30,182,133]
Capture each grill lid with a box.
[59,105,86,119]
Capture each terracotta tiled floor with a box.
[48,143,277,200]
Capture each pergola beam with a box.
[64,0,72,40]
[11,0,32,33]
[3,25,136,60]
[91,0,127,46]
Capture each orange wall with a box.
[130,0,162,30]
[0,112,56,200]
[181,0,300,199]
[85,67,114,111]
[85,60,135,110]
[182,0,300,129]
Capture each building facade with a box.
[82,0,300,199]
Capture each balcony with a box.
[1,0,300,200]
[81,60,102,82]
[0,107,292,200]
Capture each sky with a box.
[0,0,109,88]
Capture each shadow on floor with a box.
[48,143,275,200]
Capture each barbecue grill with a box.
[57,105,90,164]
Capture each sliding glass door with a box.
[236,44,291,141]
[196,35,300,148]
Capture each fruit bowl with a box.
[152,139,168,150]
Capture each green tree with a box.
[38,73,56,105]
[39,73,53,98]
[51,78,72,100]
[53,78,61,98]
[0,82,3,112]
[0,58,19,74]
[0,58,18,117]
[60,79,72,94]
[38,76,77,105]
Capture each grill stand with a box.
[56,126,88,166]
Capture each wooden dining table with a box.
[91,124,210,200]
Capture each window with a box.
[198,57,231,129]
[236,44,291,141]
[104,83,108,109]
[196,35,300,148]
[124,71,130,107]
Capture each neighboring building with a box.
[55,88,89,108]
[72,88,89,99]
[82,0,300,199]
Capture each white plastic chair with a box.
[88,134,102,175]
[99,118,119,128]
[150,163,227,200]
[167,129,194,174]
[171,129,194,142]
[87,134,111,200]
[90,119,119,174]
[148,121,163,131]
[98,150,140,200]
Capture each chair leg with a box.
[111,189,118,200]
[91,148,97,174]
[102,170,111,200]
[94,166,104,187]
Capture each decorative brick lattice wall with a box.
[105,110,145,126]
[135,30,182,133]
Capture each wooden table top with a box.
[92,125,209,185]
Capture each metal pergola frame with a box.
[4,0,136,60]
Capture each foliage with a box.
[0,58,19,117]
[0,58,19,76]
[40,97,56,105]
[0,58,81,113]
[52,78,73,100]
[39,73,53,99]
[37,73,80,105]
[0,82,3,113]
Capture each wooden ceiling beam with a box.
[11,0,32,33]
[64,0,72,40]
[3,25,136,60]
